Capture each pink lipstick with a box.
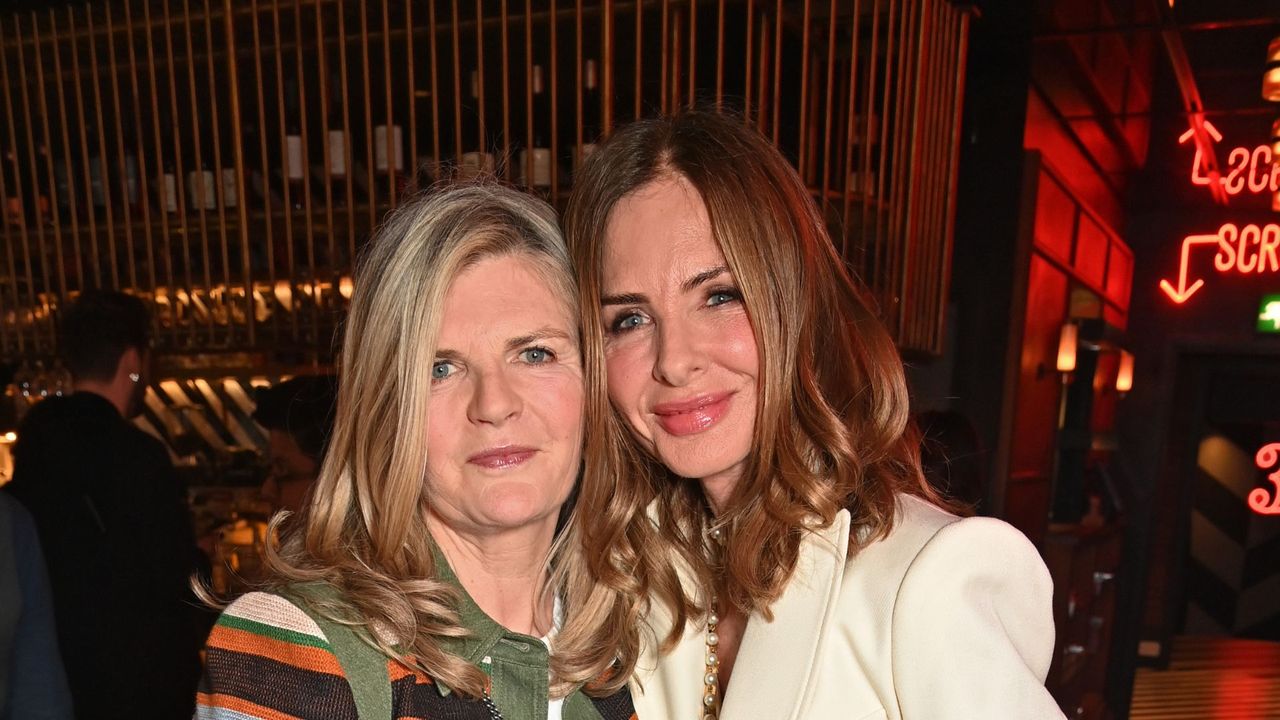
[652,392,733,437]
[467,445,537,469]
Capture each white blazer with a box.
[631,494,1066,720]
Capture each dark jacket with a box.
[5,391,210,720]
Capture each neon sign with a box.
[1159,224,1280,304]
[1260,295,1280,333]
[1252,443,1280,516]
[1179,121,1280,197]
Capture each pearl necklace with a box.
[703,525,724,719]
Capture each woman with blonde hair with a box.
[556,112,1064,719]
[196,184,635,719]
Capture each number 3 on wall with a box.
[1252,443,1280,515]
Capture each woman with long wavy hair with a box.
[555,112,1064,720]
[196,184,635,720]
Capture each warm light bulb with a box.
[273,280,293,311]
[1056,323,1078,374]
[1265,36,1280,102]
[339,275,354,300]
[1116,350,1134,394]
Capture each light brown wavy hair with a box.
[552,111,941,688]
[262,183,582,698]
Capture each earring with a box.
[128,373,140,383]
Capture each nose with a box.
[653,316,704,387]
[467,367,522,425]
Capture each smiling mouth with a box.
[652,392,734,437]
[467,445,537,469]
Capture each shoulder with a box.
[199,591,361,719]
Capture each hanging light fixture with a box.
[1056,322,1079,374]
[1265,36,1280,101]
[1116,350,1135,394]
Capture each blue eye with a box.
[609,312,648,333]
[431,361,456,381]
[519,347,555,364]
[707,288,741,307]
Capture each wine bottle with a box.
[460,70,494,180]
[324,72,349,207]
[520,64,552,189]
[578,58,600,169]
[188,155,216,211]
[283,79,306,211]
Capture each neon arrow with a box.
[1159,233,1221,304]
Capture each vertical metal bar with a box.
[474,0,486,161]
[686,0,695,108]
[249,0,281,342]
[634,0,642,119]
[405,0,416,192]
[770,0,781,144]
[857,0,881,277]
[0,29,27,353]
[223,0,254,346]
[181,0,215,342]
[890,0,920,335]
[163,0,196,344]
[2,18,39,348]
[819,0,836,207]
[382,0,396,205]
[549,0,559,202]
[840,0,861,260]
[574,0,582,158]
[49,9,85,293]
[659,0,668,114]
[337,0,356,270]
[936,8,969,352]
[104,4,138,292]
[428,0,441,172]
[295,0,318,337]
[86,8,120,290]
[30,14,68,307]
[272,0,299,339]
[70,8,102,291]
[715,0,724,109]
[316,0,336,290]
[15,16,54,327]
[499,0,509,179]
[141,0,179,344]
[450,0,462,164]
[360,0,375,228]
[122,1,157,311]
[199,0,231,305]
[755,12,767,134]
[796,0,811,179]
[869,0,895,300]
[919,3,947,348]
[525,0,534,186]
[601,0,615,133]
[743,0,753,121]
[671,9,681,111]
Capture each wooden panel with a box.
[1010,254,1069,479]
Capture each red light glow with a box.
[1159,224,1280,304]
[1251,443,1280,516]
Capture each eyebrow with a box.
[600,265,731,307]
[433,327,573,359]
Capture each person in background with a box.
[0,492,73,720]
[5,290,208,720]
[251,375,338,515]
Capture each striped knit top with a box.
[196,590,637,720]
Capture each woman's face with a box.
[425,253,584,537]
[599,174,759,501]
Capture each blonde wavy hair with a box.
[264,183,580,698]
[552,111,942,690]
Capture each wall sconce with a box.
[1264,36,1280,101]
[1056,322,1079,376]
[1116,350,1134,395]
[338,275,354,301]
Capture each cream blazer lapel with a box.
[720,510,851,720]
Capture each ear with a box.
[117,346,142,383]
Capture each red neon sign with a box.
[1178,121,1280,197]
[1252,443,1280,516]
[1159,224,1280,304]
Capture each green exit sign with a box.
[1260,295,1280,334]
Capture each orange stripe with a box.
[206,624,345,677]
[195,691,304,720]
[387,658,434,685]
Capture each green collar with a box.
[430,546,549,698]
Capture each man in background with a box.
[4,290,207,720]
[252,374,338,515]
